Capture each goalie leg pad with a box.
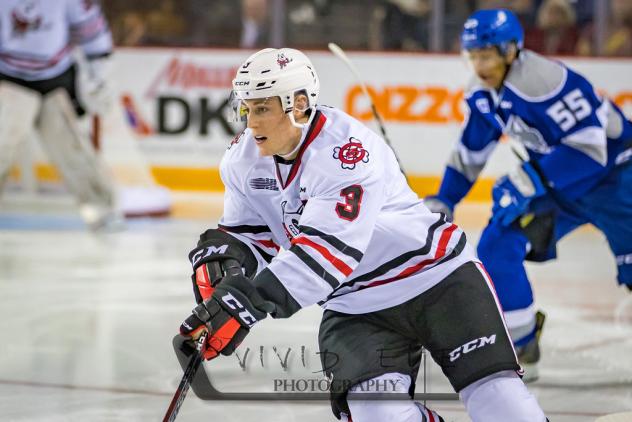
[0,81,41,190]
[36,88,116,213]
[459,370,546,422]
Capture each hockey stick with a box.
[171,332,457,402]
[91,114,101,150]
[327,42,407,178]
[170,338,457,401]
[167,269,458,403]
[163,332,209,422]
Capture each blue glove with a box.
[492,162,546,226]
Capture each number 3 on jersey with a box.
[336,185,363,221]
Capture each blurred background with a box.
[4,0,632,218]
[104,0,632,56]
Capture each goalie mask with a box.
[229,48,320,127]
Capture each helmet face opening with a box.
[461,9,524,54]
[228,90,248,123]
[229,48,320,123]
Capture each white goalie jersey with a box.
[219,105,476,315]
[0,0,112,81]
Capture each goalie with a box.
[0,0,120,230]
[176,48,548,422]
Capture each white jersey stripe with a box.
[289,245,340,288]
[0,45,71,70]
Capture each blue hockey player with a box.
[424,9,632,380]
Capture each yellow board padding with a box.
[11,163,495,202]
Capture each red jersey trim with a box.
[292,236,353,277]
[275,111,327,189]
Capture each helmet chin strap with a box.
[278,107,317,160]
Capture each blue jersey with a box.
[438,50,632,206]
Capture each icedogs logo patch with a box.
[333,137,370,170]
[277,53,292,69]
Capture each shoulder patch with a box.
[332,137,370,170]
[475,97,491,114]
[504,50,566,101]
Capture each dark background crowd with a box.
[102,0,632,56]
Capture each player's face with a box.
[243,98,302,157]
[464,47,509,90]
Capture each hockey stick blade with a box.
[171,333,220,400]
[170,332,458,402]
[163,332,214,421]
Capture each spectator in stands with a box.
[476,0,537,27]
[144,0,187,46]
[525,0,579,55]
[577,0,632,56]
[445,0,473,52]
[240,0,269,48]
[379,0,432,51]
[111,10,147,46]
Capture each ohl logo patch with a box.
[333,137,370,170]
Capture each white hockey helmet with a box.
[229,48,320,125]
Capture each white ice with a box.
[1,195,631,422]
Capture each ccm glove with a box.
[189,229,258,303]
[423,196,454,222]
[492,162,546,227]
[180,273,269,360]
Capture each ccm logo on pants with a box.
[449,334,497,362]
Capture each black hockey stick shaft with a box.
[327,42,407,180]
[163,332,208,422]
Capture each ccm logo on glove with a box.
[190,245,229,266]
[221,293,258,327]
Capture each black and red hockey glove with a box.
[180,273,269,360]
[188,229,259,303]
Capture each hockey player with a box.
[424,9,632,380]
[0,0,120,230]
[177,47,548,421]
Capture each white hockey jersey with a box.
[219,106,477,315]
[0,0,112,81]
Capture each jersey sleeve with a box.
[537,73,611,198]
[217,153,280,274]
[437,89,502,207]
[254,143,386,318]
[67,0,112,58]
